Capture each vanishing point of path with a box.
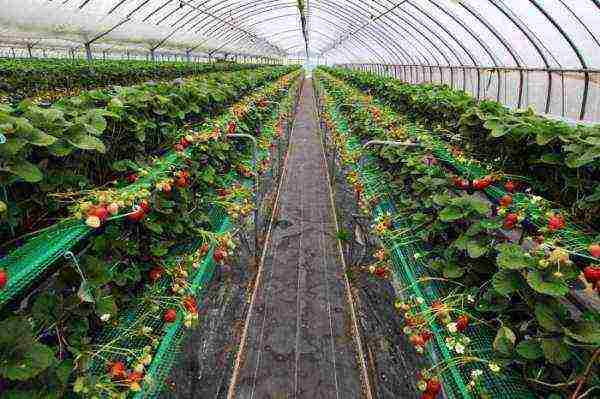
[228,78,370,399]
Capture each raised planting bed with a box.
[315,69,600,399]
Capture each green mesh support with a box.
[0,220,91,308]
[0,68,296,312]
[318,83,536,399]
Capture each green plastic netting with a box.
[316,80,536,399]
[0,66,295,311]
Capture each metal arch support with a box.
[529,0,589,120]
[423,0,500,100]
[177,0,286,56]
[193,3,398,64]
[190,0,423,66]
[199,3,408,65]
[313,0,428,65]
[454,1,522,102]
[404,1,479,92]
[318,0,409,53]
[487,0,553,113]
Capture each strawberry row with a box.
[78,75,302,399]
[1,66,295,243]
[316,70,599,399]
[0,70,301,398]
[322,67,600,233]
[0,58,259,104]
[314,74,527,399]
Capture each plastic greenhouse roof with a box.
[0,0,598,67]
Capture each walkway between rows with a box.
[229,78,366,399]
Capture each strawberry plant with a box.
[316,69,600,399]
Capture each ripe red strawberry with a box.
[179,137,190,148]
[139,199,151,214]
[126,173,139,183]
[409,334,425,348]
[420,394,436,399]
[426,379,442,395]
[583,266,600,283]
[175,176,189,188]
[174,143,185,152]
[505,180,516,192]
[108,361,127,379]
[183,296,198,314]
[88,205,109,222]
[588,244,600,258]
[473,178,491,191]
[127,371,144,383]
[503,213,519,229]
[164,309,177,323]
[0,269,7,289]
[499,195,512,208]
[456,315,469,332]
[227,121,237,135]
[421,330,433,343]
[548,215,565,231]
[149,267,164,283]
[213,248,227,263]
[127,207,146,222]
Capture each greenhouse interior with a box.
[1,0,600,398]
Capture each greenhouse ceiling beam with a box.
[298,0,310,58]
[529,0,589,120]
[83,17,131,60]
[196,0,413,64]
[176,0,397,63]
[212,6,393,64]
[319,0,409,55]
[137,0,285,57]
[175,0,286,56]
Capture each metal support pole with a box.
[85,43,92,61]
[227,134,259,260]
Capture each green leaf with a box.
[1,342,54,381]
[564,321,600,344]
[467,240,487,258]
[67,133,106,153]
[439,206,463,222]
[8,160,43,182]
[47,140,73,157]
[26,128,57,146]
[496,243,533,270]
[526,270,569,297]
[55,359,74,385]
[144,220,163,234]
[535,301,562,332]
[493,326,516,355]
[466,196,490,214]
[516,339,543,360]
[492,270,524,295]
[443,261,465,278]
[541,338,570,365]
[95,295,117,318]
[1,137,28,155]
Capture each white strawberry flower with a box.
[100,313,111,321]
[489,363,501,373]
[447,322,458,334]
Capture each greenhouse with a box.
[0,0,599,398]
